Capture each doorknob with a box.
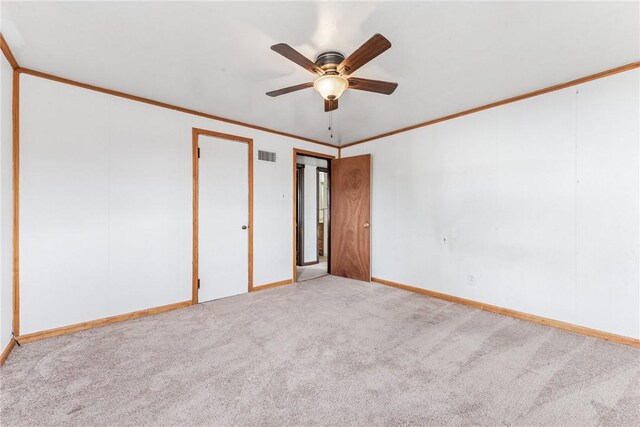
[363,222,370,228]
[242,225,248,230]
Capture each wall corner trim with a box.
[0,339,16,366]
[12,68,20,336]
[371,277,640,348]
[15,300,193,344]
[0,33,19,69]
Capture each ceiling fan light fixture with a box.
[313,75,349,101]
[267,34,396,112]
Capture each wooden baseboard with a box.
[372,277,640,348]
[15,300,193,344]
[0,338,16,365]
[251,279,294,292]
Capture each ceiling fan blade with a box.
[338,34,392,76]
[266,82,314,97]
[271,43,323,75]
[324,99,338,112]
[347,77,398,95]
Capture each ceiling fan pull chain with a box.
[329,110,333,139]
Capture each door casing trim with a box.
[292,149,335,282]
[192,128,254,303]
[316,166,329,263]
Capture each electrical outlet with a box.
[467,275,476,287]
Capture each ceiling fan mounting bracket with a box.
[314,50,346,71]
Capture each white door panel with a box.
[199,135,249,302]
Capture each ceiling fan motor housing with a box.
[315,50,345,72]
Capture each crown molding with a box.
[6,31,638,150]
[3,31,338,147]
[16,66,340,149]
[341,61,640,148]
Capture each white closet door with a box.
[198,135,249,302]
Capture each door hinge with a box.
[198,278,200,289]
[198,147,201,158]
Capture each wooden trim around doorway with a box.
[292,149,335,282]
[192,128,254,304]
[316,166,329,261]
[296,164,305,266]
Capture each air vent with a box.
[258,150,277,163]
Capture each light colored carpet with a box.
[1,275,639,426]
[296,261,328,281]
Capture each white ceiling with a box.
[2,1,639,146]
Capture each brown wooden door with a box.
[330,154,371,281]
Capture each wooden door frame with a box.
[295,164,305,266]
[296,164,324,267]
[316,166,329,261]
[192,128,254,304]
[292,149,335,282]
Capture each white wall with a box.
[342,69,640,339]
[0,53,13,348]
[18,74,337,335]
[303,165,318,263]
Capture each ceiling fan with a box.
[266,34,398,112]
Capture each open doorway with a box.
[294,151,332,282]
